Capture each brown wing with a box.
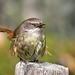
[0,27,14,40]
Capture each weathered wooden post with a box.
[15,62,69,75]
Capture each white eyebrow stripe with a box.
[27,21,42,24]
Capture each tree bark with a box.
[15,62,69,75]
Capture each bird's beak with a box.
[37,24,46,28]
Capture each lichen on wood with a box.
[15,62,69,75]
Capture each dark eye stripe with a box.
[32,24,35,26]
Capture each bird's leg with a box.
[34,59,39,62]
[20,58,23,61]
[20,58,23,66]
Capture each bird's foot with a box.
[34,59,44,63]
[20,58,28,65]
[21,60,28,64]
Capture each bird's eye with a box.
[32,24,35,26]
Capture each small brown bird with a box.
[0,18,50,62]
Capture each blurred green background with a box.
[0,0,75,75]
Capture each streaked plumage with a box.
[10,18,46,61]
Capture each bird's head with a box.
[22,18,46,29]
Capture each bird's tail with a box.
[0,27,13,40]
